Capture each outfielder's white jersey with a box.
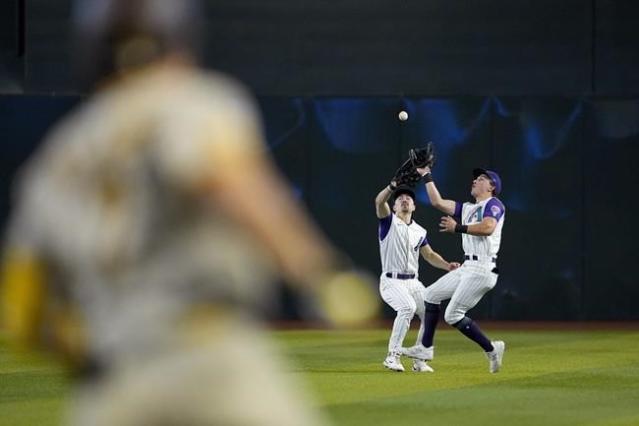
[424,197,505,326]
[378,213,428,276]
[454,197,505,258]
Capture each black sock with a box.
[421,303,440,347]
[453,317,494,352]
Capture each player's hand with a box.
[448,262,461,271]
[416,166,431,176]
[439,216,457,233]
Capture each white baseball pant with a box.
[423,261,498,325]
[379,274,426,353]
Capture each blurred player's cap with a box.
[473,168,502,195]
[72,0,203,87]
[392,186,415,202]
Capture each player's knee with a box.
[425,302,440,314]
[444,309,464,325]
[423,288,436,304]
[451,316,472,330]
[397,304,416,319]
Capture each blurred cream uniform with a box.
[1,1,379,424]
[4,62,328,426]
[374,185,458,373]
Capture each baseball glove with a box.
[410,142,435,169]
[392,142,436,187]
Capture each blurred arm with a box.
[164,82,380,326]
[203,151,337,288]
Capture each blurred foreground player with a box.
[1,1,377,425]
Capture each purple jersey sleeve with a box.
[420,234,429,247]
[453,202,462,219]
[378,214,393,240]
[483,198,505,221]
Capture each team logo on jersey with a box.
[473,207,483,223]
[490,205,501,217]
[464,207,483,224]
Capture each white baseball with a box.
[398,111,408,121]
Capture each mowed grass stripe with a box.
[327,383,639,426]
[274,328,639,426]
[1,328,638,426]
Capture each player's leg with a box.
[421,268,462,347]
[379,276,417,371]
[401,269,462,361]
[443,267,496,349]
[408,280,434,372]
[405,279,424,343]
[423,267,463,306]
[380,276,418,353]
[444,266,504,372]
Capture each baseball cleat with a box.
[400,344,434,361]
[486,340,505,373]
[412,359,434,373]
[383,352,405,372]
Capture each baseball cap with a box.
[473,168,502,195]
[392,186,416,203]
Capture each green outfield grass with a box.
[2,327,639,426]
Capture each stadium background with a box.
[2,0,638,321]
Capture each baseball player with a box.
[0,1,378,425]
[401,166,506,373]
[375,182,460,373]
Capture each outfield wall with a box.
[2,94,637,321]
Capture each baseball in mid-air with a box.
[398,110,408,121]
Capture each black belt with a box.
[464,255,497,263]
[385,272,416,280]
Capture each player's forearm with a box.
[425,181,455,215]
[212,157,337,287]
[424,181,442,205]
[458,222,494,236]
[247,177,336,284]
[374,184,394,206]
[425,251,452,271]
[374,184,394,217]
[467,223,493,236]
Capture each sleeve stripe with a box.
[454,202,462,218]
[378,215,393,240]
[483,198,505,221]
